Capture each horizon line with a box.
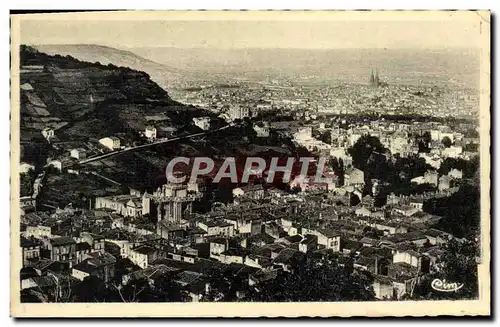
[26,43,479,51]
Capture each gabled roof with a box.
[273,248,304,265]
[86,252,116,266]
[76,242,92,252]
[50,236,76,246]
[355,256,375,267]
[133,245,157,255]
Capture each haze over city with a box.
[12,11,488,311]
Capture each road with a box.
[78,124,235,165]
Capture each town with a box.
[18,46,481,303]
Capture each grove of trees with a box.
[246,252,375,302]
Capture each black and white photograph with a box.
[10,10,490,317]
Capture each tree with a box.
[111,278,161,302]
[153,276,189,302]
[31,272,75,303]
[202,268,233,302]
[438,156,479,178]
[348,135,387,173]
[423,185,480,239]
[350,192,361,206]
[442,136,452,148]
[247,252,375,302]
[329,157,345,186]
[412,239,479,300]
[347,135,389,182]
[74,275,111,302]
[417,131,431,153]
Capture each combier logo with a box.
[431,279,464,292]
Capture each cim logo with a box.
[431,279,464,292]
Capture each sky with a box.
[17,11,485,49]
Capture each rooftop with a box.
[50,236,76,246]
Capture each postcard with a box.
[10,10,490,317]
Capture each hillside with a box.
[34,44,181,89]
[18,45,309,196]
[19,45,216,145]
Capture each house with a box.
[186,227,207,244]
[386,193,400,205]
[409,199,424,211]
[247,233,276,247]
[41,127,55,142]
[226,216,262,235]
[249,269,280,286]
[228,105,250,121]
[209,238,228,255]
[70,148,87,160]
[424,170,439,186]
[272,248,305,272]
[172,271,205,300]
[360,237,379,247]
[393,245,429,272]
[448,168,463,179]
[341,239,363,255]
[442,145,463,158]
[410,176,425,185]
[21,236,41,266]
[264,222,281,239]
[372,274,396,299]
[354,256,377,273]
[424,228,454,245]
[20,162,35,174]
[99,136,120,150]
[156,221,186,240]
[438,175,452,191]
[387,262,419,299]
[302,227,340,252]
[145,126,157,140]
[373,221,408,235]
[25,225,52,239]
[75,242,92,264]
[80,232,105,253]
[72,252,117,282]
[49,236,77,265]
[344,167,365,187]
[381,231,429,248]
[355,206,372,217]
[192,117,211,130]
[392,205,420,217]
[126,199,143,218]
[232,184,265,200]
[298,234,318,253]
[253,124,270,137]
[47,157,76,172]
[215,248,249,265]
[95,194,141,216]
[423,246,446,271]
[198,221,235,237]
[129,245,159,269]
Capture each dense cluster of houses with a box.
[20,172,464,301]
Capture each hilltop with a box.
[33,44,182,89]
